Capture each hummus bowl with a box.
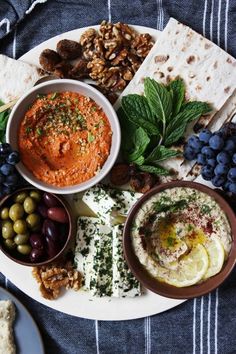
[123,181,236,299]
[6,79,121,194]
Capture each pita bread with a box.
[0,54,44,103]
[114,18,236,181]
[0,300,16,354]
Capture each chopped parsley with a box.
[88,132,95,143]
[201,204,211,214]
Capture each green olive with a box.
[2,221,15,239]
[26,213,41,229]
[13,219,28,234]
[4,239,16,250]
[14,192,28,204]
[31,224,41,232]
[14,233,29,245]
[23,197,36,214]
[0,207,9,220]
[17,244,32,255]
[29,190,41,202]
[9,203,24,222]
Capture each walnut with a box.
[32,260,82,300]
[80,21,154,92]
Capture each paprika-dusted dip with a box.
[18,92,112,187]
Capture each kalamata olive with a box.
[4,238,16,249]
[26,213,41,229]
[29,190,41,202]
[17,244,32,255]
[23,197,37,214]
[30,234,44,249]
[45,236,60,259]
[43,193,60,208]
[14,233,29,245]
[43,219,58,242]
[37,203,48,218]
[47,207,69,223]
[13,219,28,234]
[0,207,9,220]
[30,248,44,262]
[2,221,15,239]
[14,192,28,204]
[9,203,24,221]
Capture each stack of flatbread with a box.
[115,18,236,181]
[0,300,16,354]
[0,54,44,104]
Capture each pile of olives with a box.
[0,189,69,263]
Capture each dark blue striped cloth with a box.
[0,1,236,353]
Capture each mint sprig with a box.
[119,77,212,175]
[0,100,10,143]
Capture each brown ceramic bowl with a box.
[0,187,76,266]
[123,181,236,299]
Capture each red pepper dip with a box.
[18,92,112,187]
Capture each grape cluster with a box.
[0,143,21,198]
[184,122,236,193]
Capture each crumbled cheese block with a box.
[82,185,141,225]
[75,216,113,296]
[0,300,16,354]
[112,225,141,297]
[75,216,141,297]
[82,185,116,225]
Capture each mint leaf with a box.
[167,78,185,117]
[144,78,172,125]
[180,101,212,114]
[164,101,212,146]
[145,145,181,164]
[0,100,9,143]
[139,164,170,175]
[127,127,150,162]
[133,155,145,165]
[122,94,156,123]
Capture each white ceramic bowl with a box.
[6,79,121,194]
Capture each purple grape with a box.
[232,153,236,165]
[214,164,229,176]
[216,152,231,165]
[207,158,217,168]
[0,163,14,176]
[209,134,224,150]
[224,139,236,153]
[229,183,236,194]
[228,168,236,182]
[197,153,207,165]
[199,129,212,143]
[6,151,20,165]
[211,175,226,187]
[188,136,203,153]
[201,165,214,181]
[201,146,215,159]
[183,146,197,161]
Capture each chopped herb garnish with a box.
[36,93,46,99]
[36,128,43,136]
[201,204,211,214]
[91,106,97,112]
[51,92,58,100]
[167,236,175,247]
[154,199,188,213]
[88,132,95,143]
[25,126,33,134]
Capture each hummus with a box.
[132,187,232,287]
[18,91,112,187]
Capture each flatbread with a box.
[0,54,44,103]
[114,18,236,181]
[0,300,16,354]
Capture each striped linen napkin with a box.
[0,1,236,353]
